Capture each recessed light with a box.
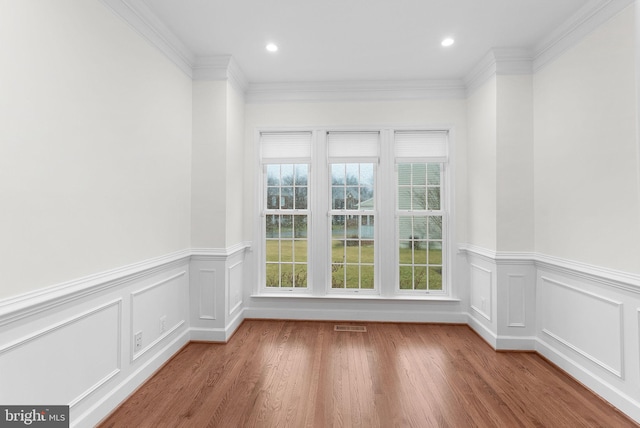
[266,43,278,52]
[441,38,455,47]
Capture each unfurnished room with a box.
[1,0,640,426]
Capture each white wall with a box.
[526,5,640,421]
[466,77,498,251]
[496,75,534,252]
[0,0,193,299]
[191,80,228,248]
[191,80,246,249]
[0,4,194,427]
[225,83,246,247]
[533,5,640,273]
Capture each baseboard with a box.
[466,313,497,348]
[190,309,246,342]
[536,338,640,424]
[495,335,537,351]
[244,306,468,324]
[224,309,245,340]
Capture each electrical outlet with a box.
[160,316,167,333]
[134,331,142,352]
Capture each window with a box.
[265,164,308,288]
[330,163,375,289]
[327,131,379,291]
[395,131,448,293]
[397,163,443,291]
[260,132,311,289]
[258,129,450,297]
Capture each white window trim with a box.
[253,126,456,300]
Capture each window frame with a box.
[254,126,455,299]
[257,130,314,295]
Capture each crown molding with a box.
[192,55,232,81]
[493,48,534,75]
[194,56,249,95]
[98,0,195,77]
[464,48,533,95]
[226,58,250,95]
[100,0,632,100]
[245,79,467,103]
[463,0,631,94]
[533,0,635,72]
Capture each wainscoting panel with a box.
[0,299,121,407]
[507,275,526,327]
[228,261,243,316]
[130,271,188,361]
[198,269,216,320]
[0,252,193,428]
[470,263,492,321]
[540,276,624,378]
[190,244,249,343]
[3,244,639,425]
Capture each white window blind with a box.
[327,131,380,162]
[395,131,448,163]
[261,132,312,163]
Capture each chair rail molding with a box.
[0,249,192,327]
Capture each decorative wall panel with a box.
[0,300,121,406]
[508,274,526,327]
[228,261,243,315]
[198,269,216,320]
[540,276,624,377]
[470,264,492,321]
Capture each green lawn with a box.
[398,246,443,290]
[266,239,307,262]
[265,239,442,290]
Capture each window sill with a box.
[250,293,460,302]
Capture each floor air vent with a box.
[334,325,367,332]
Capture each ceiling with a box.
[139,0,590,83]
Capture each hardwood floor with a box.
[100,320,638,427]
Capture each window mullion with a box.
[310,130,328,296]
[377,129,395,297]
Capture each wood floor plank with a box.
[99,321,638,428]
